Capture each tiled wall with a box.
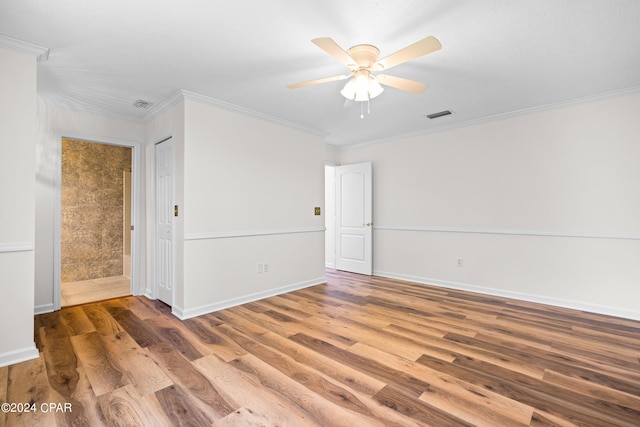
[61,139,132,282]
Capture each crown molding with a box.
[142,89,185,121]
[334,85,640,150]
[181,89,326,136]
[0,33,49,62]
[146,89,326,137]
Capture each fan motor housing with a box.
[346,44,380,68]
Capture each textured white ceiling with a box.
[2,0,640,146]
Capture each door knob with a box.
[364,222,372,227]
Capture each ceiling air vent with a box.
[426,110,452,119]
[133,99,153,109]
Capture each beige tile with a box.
[61,276,131,307]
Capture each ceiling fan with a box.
[287,36,442,102]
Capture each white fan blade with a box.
[311,38,357,68]
[375,36,441,71]
[287,75,350,89]
[376,74,426,94]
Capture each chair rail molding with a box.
[374,225,640,241]
[0,242,34,253]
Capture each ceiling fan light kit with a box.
[287,35,442,112]
[340,70,384,101]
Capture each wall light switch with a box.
[314,207,321,215]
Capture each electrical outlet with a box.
[263,262,269,273]
[457,258,464,267]
[257,263,264,274]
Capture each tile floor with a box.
[61,275,131,306]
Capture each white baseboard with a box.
[0,344,39,368]
[34,303,55,315]
[374,270,640,321]
[172,276,327,320]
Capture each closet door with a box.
[335,162,372,275]
[155,138,174,305]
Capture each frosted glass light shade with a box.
[340,71,384,101]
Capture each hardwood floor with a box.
[2,269,640,426]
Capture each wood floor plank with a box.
[119,296,169,321]
[230,353,391,427]
[82,303,124,336]
[59,306,96,336]
[155,384,213,426]
[71,366,108,426]
[361,300,480,338]
[194,354,320,426]
[542,369,640,411]
[373,385,474,427]
[38,313,80,399]
[97,384,173,427]
[70,332,126,396]
[5,356,62,427]
[445,332,640,395]
[14,269,640,426]
[144,316,207,361]
[252,295,323,322]
[215,324,399,425]
[298,312,438,362]
[0,366,6,427]
[255,331,387,396]
[349,342,534,427]
[208,309,273,339]
[226,305,304,338]
[418,352,640,427]
[181,316,248,362]
[289,332,431,398]
[100,331,173,396]
[147,342,237,420]
[107,309,164,348]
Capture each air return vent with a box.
[426,110,452,119]
[133,99,153,109]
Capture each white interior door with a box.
[155,138,174,305]
[335,162,372,275]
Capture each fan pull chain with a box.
[359,98,373,119]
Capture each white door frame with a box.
[324,164,337,269]
[153,136,175,306]
[53,134,142,310]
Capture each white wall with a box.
[34,102,145,313]
[338,92,640,319]
[33,89,326,322]
[0,47,39,366]
[176,96,326,318]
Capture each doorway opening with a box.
[325,164,336,269]
[325,162,373,275]
[154,137,174,306]
[59,138,132,306]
